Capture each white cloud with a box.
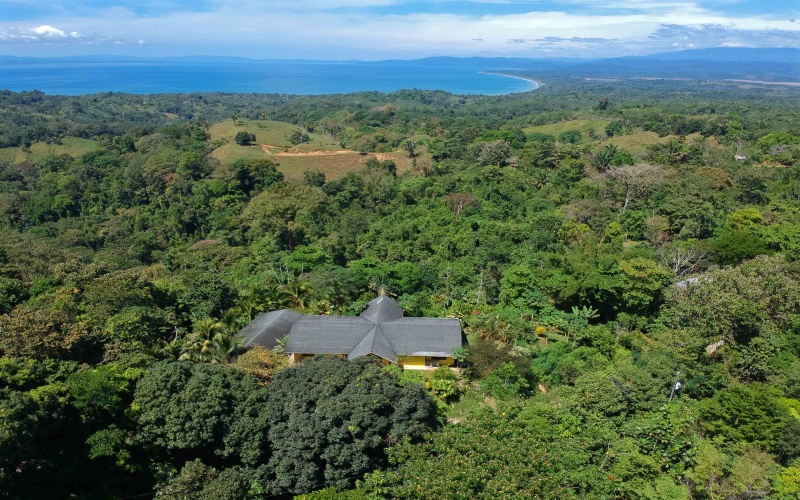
[32,25,66,36]
[0,24,127,44]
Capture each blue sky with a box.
[1,0,799,59]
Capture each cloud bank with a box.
[0,1,798,58]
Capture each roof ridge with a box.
[380,316,459,323]
[300,314,371,321]
[372,323,396,360]
[347,326,376,360]
[347,323,397,362]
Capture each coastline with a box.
[480,71,542,91]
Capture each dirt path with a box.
[261,144,356,157]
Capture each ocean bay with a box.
[0,59,538,95]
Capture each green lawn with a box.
[209,119,340,150]
[524,119,611,137]
[598,131,702,158]
[0,137,101,164]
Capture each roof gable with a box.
[347,324,397,362]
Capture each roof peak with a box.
[360,295,404,323]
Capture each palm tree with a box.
[253,282,290,310]
[368,276,394,297]
[285,281,313,309]
[404,139,416,158]
[159,338,183,360]
[664,138,688,165]
[142,337,182,360]
[193,317,224,341]
[220,308,242,333]
[593,144,619,171]
[212,333,240,364]
[183,334,217,362]
[236,294,264,322]
[568,306,599,344]
[175,326,241,364]
[178,335,202,361]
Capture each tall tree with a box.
[262,357,437,494]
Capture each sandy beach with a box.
[479,71,542,90]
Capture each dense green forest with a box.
[2,79,800,499]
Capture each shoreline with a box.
[479,71,542,91]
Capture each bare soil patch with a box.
[261,144,355,157]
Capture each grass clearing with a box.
[263,150,418,181]
[446,389,488,422]
[209,119,420,181]
[209,119,341,151]
[598,131,669,157]
[596,132,704,158]
[0,137,101,164]
[524,119,611,137]
[597,131,703,158]
[209,119,295,146]
[0,148,24,164]
[269,152,367,181]
[209,143,271,175]
[210,141,418,181]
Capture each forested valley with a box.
[2,79,800,499]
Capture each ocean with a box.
[0,59,538,96]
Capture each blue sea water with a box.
[0,60,537,96]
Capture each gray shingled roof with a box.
[242,295,462,363]
[285,316,373,354]
[380,317,462,358]
[240,309,302,349]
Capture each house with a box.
[240,294,463,370]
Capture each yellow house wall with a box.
[290,353,455,369]
[399,356,426,369]
[438,357,455,366]
[399,356,456,370]
[289,353,308,363]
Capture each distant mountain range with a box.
[2,47,799,82]
[394,48,800,80]
[583,47,800,81]
[623,47,800,63]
